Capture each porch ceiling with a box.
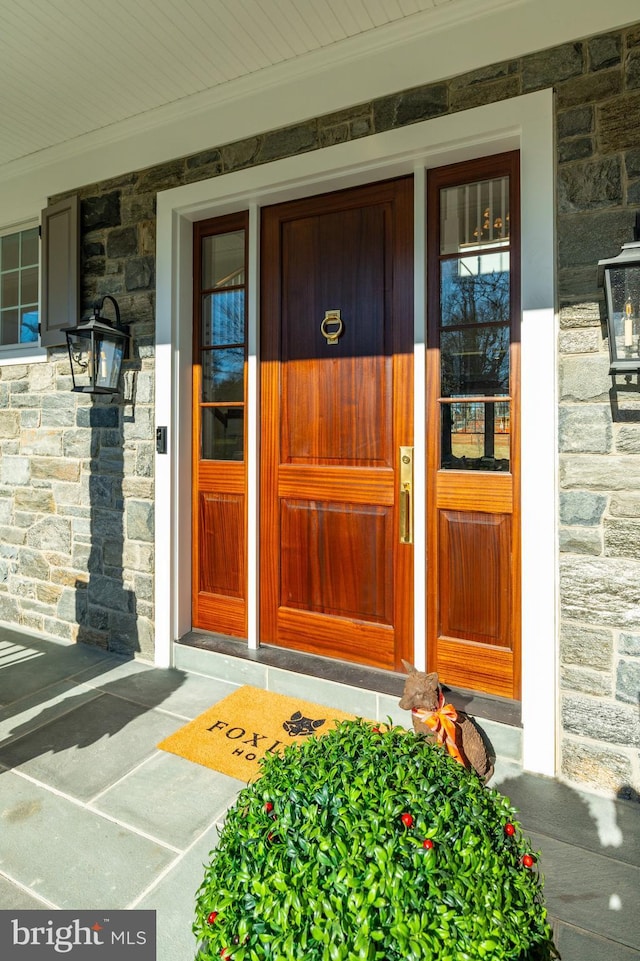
[1,0,514,176]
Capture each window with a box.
[0,225,39,348]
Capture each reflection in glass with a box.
[441,401,510,471]
[202,406,244,461]
[0,309,19,346]
[440,177,509,255]
[21,228,38,267]
[202,348,245,403]
[20,309,39,343]
[440,256,510,327]
[20,266,38,305]
[202,231,245,290]
[440,325,509,397]
[1,233,20,271]
[202,290,245,347]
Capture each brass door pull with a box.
[399,446,413,544]
[321,309,344,345]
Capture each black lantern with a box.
[63,295,130,393]
[597,214,640,375]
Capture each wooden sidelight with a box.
[260,178,414,670]
[192,213,248,636]
[426,153,521,699]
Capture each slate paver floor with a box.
[0,627,637,961]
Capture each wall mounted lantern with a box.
[597,214,640,375]
[63,295,130,393]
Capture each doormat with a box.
[157,685,358,781]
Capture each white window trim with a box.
[155,90,557,778]
[0,219,47,365]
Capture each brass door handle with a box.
[399,446,413,544]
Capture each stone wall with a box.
[1,22,639,793]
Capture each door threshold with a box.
[178,630,521,729]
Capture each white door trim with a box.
[155,89,557,777]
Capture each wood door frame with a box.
[155,92,558,777]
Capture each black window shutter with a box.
[40,195,80,347]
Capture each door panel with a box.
[427,153,521,699]
[260,178,413,670]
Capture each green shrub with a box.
[194,720,558,961]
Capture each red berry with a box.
[207,912,218,925]
[505,823,516,836]
[422,838,434,849]
[522,854,536,868]
[401,812,413,828]
[264,802,273,813]
[220,950,231,960]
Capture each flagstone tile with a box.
[74,660,239,721]
[0,771,176,909]
[528,831,640,949]
[0,873,52,909]
[0,693,180,801]
[136,821,224,961]
[174,644,268,688]
[0,679,102,747]
[497,771,640,867]
[93,752,241,848]
[0,634,113,708]
[553,920,640,961]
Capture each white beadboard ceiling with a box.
[0,0,513,174]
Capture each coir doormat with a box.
[157,685,357,781]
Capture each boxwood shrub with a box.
[194,720,558,961]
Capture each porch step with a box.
[174,635,523,778]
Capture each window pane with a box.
[440,255,510,327]
[202,231,245,289]
[20,308,39,343]
[440,176,510,255]
[20,266,38,305]
[202,406,244,461]
[202,348,244,402]
[1,233,19,271]
[21,228,38,266]
[202,290,245,346]
[1,271,18,307]
[440,325,510,397]
[0,309,19,345]
[441,401,510,471]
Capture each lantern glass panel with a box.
[66,329,94,388]
[94,334,124,391]
[607,264,640,362]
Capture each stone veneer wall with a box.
[1,24,639,793]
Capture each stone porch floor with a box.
[0,625,638,961]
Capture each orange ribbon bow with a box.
[412,694,465,767]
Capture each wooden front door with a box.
[426,152,521,699]
[260,178,414,670]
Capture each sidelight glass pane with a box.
[201,406,244,461]
[440,255,510,327]
[202,231,245,290]
[440,176,510,255]
[21,228,38,266]
[202,348,245,403]
[441,401,510,471]
[440,325,510,397]
[202,290,245,346]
